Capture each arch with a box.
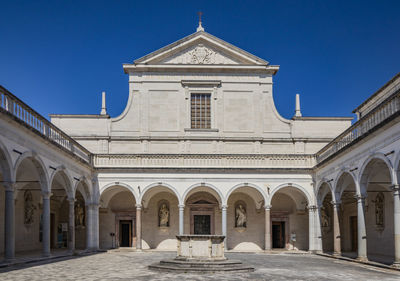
[0,139,12,183]
[74,176,92,204]
[267,183,312,206]
[183,182,224,206]
[358,153,395,194]
[99,182,139,207]
[333,170,359,198]
[316,181,334,206]
[13,151,49,192]
[225,183,267,208]
[139,182,181,207]
[49,166,74,199]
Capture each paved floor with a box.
[0,251,400,280]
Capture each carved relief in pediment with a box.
[161,44,239,65]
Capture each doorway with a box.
[350,216,358,252]
[119,220,132,247]
[194,215,211,234]
[272,221,285,248]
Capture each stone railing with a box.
[93,153,315,169]
[316,89,400,164]
[0,86,91,164]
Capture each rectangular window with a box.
[191,93,211,129]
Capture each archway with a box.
[226,184,266,251]
[360,158,394,264]
[49,169,73,253]
[335,172,357,258]
[317,182,334,253]
[183,184,223,236]
[75,180,91,250]
[0,142,12,259]
[140,183,180,250]
[14,154,49,256]
[269,185,309,250]
[99,184,137,249]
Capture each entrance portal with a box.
[272,221,285,248]
[120,220,132,247]
[194,215,211,234]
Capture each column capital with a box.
[67,197,76,203]
[136,204,142,209]
[307,205,318,211]
[390,184,400,192]
[330,201,341,207]
[4,182,16,192]
[42,191,51,199]
[178,204,185,209]
[354,194,367,201]
[221,205,228,210]
[264,205,272,210]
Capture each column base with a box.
[333,252,342,257]
[4,257,16,263]
[356,256,368,262]
[42,252,51,258]
[392,262,400,268]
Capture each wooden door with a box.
[272,221,285,248]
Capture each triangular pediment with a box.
[134,31,269,66]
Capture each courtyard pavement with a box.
[1,251,400,281]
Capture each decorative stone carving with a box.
[375,192,384,230]
[159,203,170,227]
[24,190,36,224]
[75,201,85,227]
[189,44,214,64]
[235,203,247,228]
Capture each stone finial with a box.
[100,91,107,115]
[295,93,302,117]
[196,11,204,32]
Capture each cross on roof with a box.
[196,11,204,32]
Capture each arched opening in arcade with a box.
[48,169,73,253]
[141,184,180,250]
[99,185,137,249]
[317,182,334,253]
[226,185,265,251]
[75,180,91,250]
[14,154,49,256]
[335,172,358,257]
[360,158,394,264]
[183,185,223,236]
[269,185,309,250]
[0,143,12,260]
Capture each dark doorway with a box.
[120,220,132,247]
[194,215,211,234]
[272,221,285,248]
[350,216,358,252]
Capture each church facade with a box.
[1,25,400,267]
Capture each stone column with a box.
[67,198,75,253]
[355,195,368,261]
[392,185,400,266]
[331,201,341,255]
[42,192,51,257]
[86,203,93,250]
[315,206,322,252]
[136,204,142,250]
[4,183,15,261]
[92,204,99,250]
[178,205,184,235]
[264,205,271,251]
[221,205,227,250]
[308,205,317,252]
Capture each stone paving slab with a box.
[0,251,400,280]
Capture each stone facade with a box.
[1,26,400,268]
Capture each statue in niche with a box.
[75,201,85,227]
[320,206,330,228]
[159,203,169,227]
[235,204,247,228]
[375,192,384,227]
[24,190,36,224]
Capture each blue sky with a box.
[0,0,399,120]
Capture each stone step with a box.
[159,259,244,268]
[148,263,255,273]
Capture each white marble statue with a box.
[235,204,247,227]
[159,203,169,227]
